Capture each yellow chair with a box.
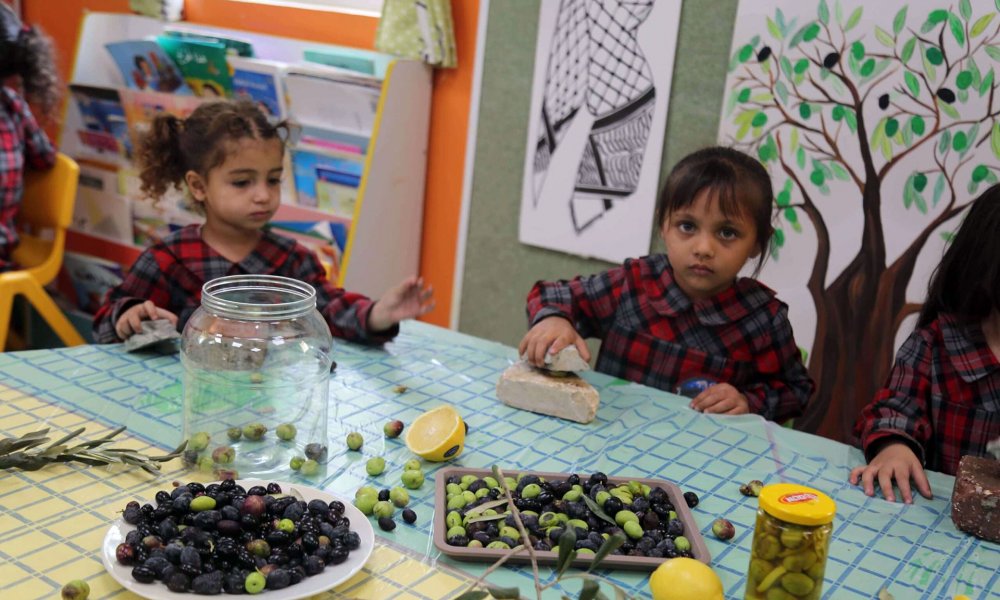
[0,153,86,349]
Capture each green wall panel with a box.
[459,0,740,346]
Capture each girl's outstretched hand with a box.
[368,276,435,332]
[689,383,750,415]
[518,316,590,367]
[849,441,933,504]
[115,300,178,340]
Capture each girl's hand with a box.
[518,317,590,367]
[849,441,933,503]
[115,300,178,340]
[690,383,750,415]
[368,276,435,332]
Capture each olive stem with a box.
[455,543,529,596]
[545,573,636,597]
[494,466,544,600]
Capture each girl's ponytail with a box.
[137,113,188,201]
[17,26,61,118]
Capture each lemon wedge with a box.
[404,405,466,461]
[649,557,723,600]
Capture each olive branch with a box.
[454,465,637,600]
[0,427,187,474]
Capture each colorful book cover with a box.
[302,49,376,76]
[68,84,132,159]
[291,148,363,216]
[227,56,286,119]
[121,88,204,141]
[72,163,133,245]
[104,40,192,95]
[62,251,125,314]
[163,27,255,58]
[268,220,346,280]
[283,63,381,138]
[156,35,233,98]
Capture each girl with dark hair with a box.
[93,99,434,343]
[0,3,59,270]
[519,146,814,422]
[851,186,1000,501]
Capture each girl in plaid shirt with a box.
[93,100,433,343]
[520,147,814,423]
[851,188,1000,502]
[0,4,58,270]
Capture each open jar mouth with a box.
[201,275,317,321]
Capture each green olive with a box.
[538,512,560,528]
[446,525,466,538]
[446,511,463,529]
[486,541,510,549]
[755,534,781,560]
[614,510,639,526]
[756,565,787,593]
[782,550,818,573]
[483,476,499,489]
[765,588,797,600]
[446,483,463,496]
[562,489,582,501]
[779,528,804,549]
[748,558,773,583]
[566,518,589,531]
[780,572,815,596]
[460,474,478,489]
[446,495,466,510]
[521,483,541,498]
[623,520,644,539]
[595,490,611,507]
[806,561,825,581]
[499,526,520,540]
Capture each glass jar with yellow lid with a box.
[744,483,836,600]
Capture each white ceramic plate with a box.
[101,479,374,600]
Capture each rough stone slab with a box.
[519,345,591,373]
[124,319,181,354]
[496,361,599,424]
[951,454,1000,543]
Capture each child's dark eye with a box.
[231,180,251,188]
[677,222,696,234]
[268,178,282,186]
[719,228,739,240]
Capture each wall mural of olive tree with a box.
[719,0,1000,441]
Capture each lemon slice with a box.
[405,405,465,462]
[649,557,722,600]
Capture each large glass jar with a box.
[180,274,333,480]
[744,483,835,600]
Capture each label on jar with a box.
[779,492,818,504]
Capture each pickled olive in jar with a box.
[744,484,835,600]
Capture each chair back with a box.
[12,154,79,284]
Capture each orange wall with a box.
[24,0,474,328]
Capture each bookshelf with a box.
[58,11,431,306]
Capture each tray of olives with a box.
[101,479,374,598]
[433,467,710,570]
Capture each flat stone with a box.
[951,454,1000,543]
[124,319,181,354]
[519,345,590,373]
[496,361,599,424]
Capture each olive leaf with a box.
[464,499,510,517]
[455,592,490,600]
[555,528,578,578]
[0,427,185,473]
[487,586,521,599]
[587,532,626,572]
[578,579,600,600]
[465,513,509,524]
[580,495,617,526]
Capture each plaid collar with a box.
[644,254,776,326]
[940,313,1000,382]
[169,224,296,279]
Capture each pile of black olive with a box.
[114,479,360,594]
[441,471,700,559]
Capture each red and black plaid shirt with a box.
[526,254,814,422]
[0,87,55,268]
[854,314,1000,475]
[93,224,395,345]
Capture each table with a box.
[0,321,996,599]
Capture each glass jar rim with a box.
[201,274,317,321]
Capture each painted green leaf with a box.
[904,71,920,96]
[903,179,915,208]
[965,125,980,158]
[797,147,807,169]
[949,13,966,47]
[874,27,894,48]
[972,14,995,38]
[910,115,925,135]
[933,173,945,206]
[794,58,809,74]
[799,103,812,119]
[972,164,989,182]
[780,56,793,78]
[751,92,774,103]
[956,71,973,90]
[818,0,829,25]
[830,162,850,180]
[788,25,807,48]
[844,109,857,132]
[969,179,980,195]
[810,170,825,186]
[832,105,844,121]
[776,8,787,30]
[939,100,961,120]
[984,70,997,97]
[914,192,928,214]
[777,189,791,207]
[960,0,972,22]
[767,17,782,39]
[739,44,754,63]
[901,37,916,63]
[773,228,785,247]
[804,23,821,42]
[958,88,969,104]
[893,6,907,36]
[751,112,768,127]
[834,1,843,26]
[940,231,955,243]
[860,58,876,77]
[784,207,798,223]
[901,123,912,147]
[738,88,752,102]
[985,46,1000,63]
[939,130,952,154]
[926,9,949,26]
[775,81,789,105]
[921,44,938,82]
[783,179,793,194]
[913,172,928,191]
[870,118,885,148]
[845,7,863,31]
